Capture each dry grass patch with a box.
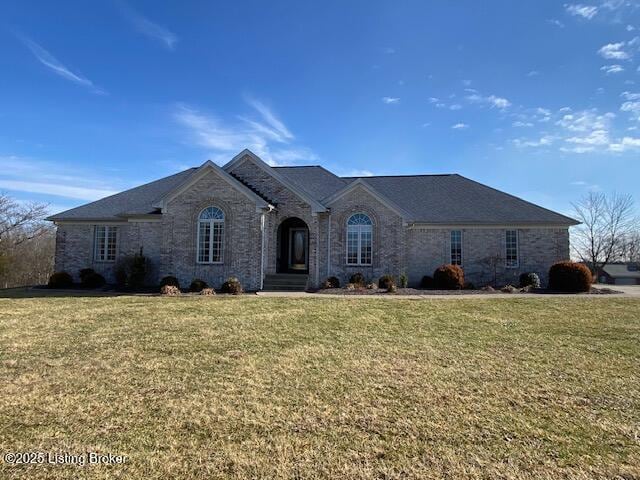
[0,296,639,479]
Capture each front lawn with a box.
[0,296,638,479]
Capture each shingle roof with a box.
[603,263,640,278]
[46,168,196,221]
[274,166,347,201]
[338,174,579,225]
[47,161,578,226]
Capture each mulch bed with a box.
[314,286,622,296]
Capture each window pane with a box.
[106,227,117,261]
[198,222,211,262]
[450,230,462,265]
[211,222,224,262]
[95,226,106,261]
[360,230,372,265]
[347,213,372,226]
[506,230,518,267]
[347,228,358,264]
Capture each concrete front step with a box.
[262,274,308,291]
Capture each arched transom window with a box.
[197,206,225,263]
[346,213,372,265]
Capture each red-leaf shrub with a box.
[548,262,592,292]
[433,264,464,290]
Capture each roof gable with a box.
[223,149,327,213]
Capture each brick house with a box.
[47,149,578,290]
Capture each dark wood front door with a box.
[288,228,308,271]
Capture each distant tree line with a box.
[0,193,54,288]
[571,191,640,276]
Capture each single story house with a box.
[47,149,578,290]
[599,263,640,285]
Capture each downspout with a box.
[315,217,320,287]
[260,212,265,290]
[327,212,331,277]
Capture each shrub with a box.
[548,262,592,293]
[189,279,208,292]
[501,284,518,293]
[221,277,243,295]
[82,272,106,289]
[323,276,340,289]
[366,282,377,290]
[399,273,408,288]
[433,264,464,290]
[48,271,73,289]
[420,275,435,289]
[79,268,96,282]
[349,272,365,286]
[387,283,397,293]
[200,287,215,296]
[114,250,148,289]
[378,274,395,290]
[345,283,357,291]
[160,275,180,289]
[463,282,476,290]
[519,272,541,289]
[160,285,181,296]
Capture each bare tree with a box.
[0,193,52,288]
[617,231,640,263]
[571,192,637,277]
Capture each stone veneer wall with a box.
[406,227,570,287]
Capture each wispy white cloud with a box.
[565,4,599,19]
[513,120,534,127]
[598,41,630,59]
[17,34,105,94]
[547,18,566,27]
[526,70,540,77]
[0,155,120,201]
[118,1,178,50]
[465,92,511,109]
[513,135,555,148]
[382,96,400,104]
[336,168,374,177]
[174,99,318,166]
[600,64,625,74]
[451,123,469,129]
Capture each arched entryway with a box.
[277,217,309,273]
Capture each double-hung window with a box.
[346,213,372,265]
[94,225,117,262]
[505,229,519,267]
[197,206,225,263]
[450,230,462,265]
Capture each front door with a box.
[288,228,308,271]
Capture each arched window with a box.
[346,213,372,265]
[197,206,225,263]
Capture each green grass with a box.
[0,296,639,479]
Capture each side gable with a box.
[153,160,272,212]
[322,178,413,222]
[223,149,327,213]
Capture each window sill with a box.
[196,262,224,265]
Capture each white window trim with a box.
[505,229,519,268]
[346,214,373,266]
[196,208,225,264]
[93,225,118,263]
[450,230,463,266]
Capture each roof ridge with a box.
[341,173,455,179]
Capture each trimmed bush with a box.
[114,251,148,289]
[349,272,365,286]
[189,279,208,292]
[420,275,434,289]
[519,272,541,289]
[160,275,180,289]
[399,273,408,288]
[82,272,106,289]
[378,274,396,290]
[548,262,592,292]
[387,283,397,293]
[366,282,377,290]
[79,268,96,282]
[221,277,243,295]
[323,276,340,289]
[48,272,73,289]
[433,264,464,290]
[200,287,215,296]
[345,283,357,291]
[160,285,181,296]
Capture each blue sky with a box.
[1,0,638,216]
